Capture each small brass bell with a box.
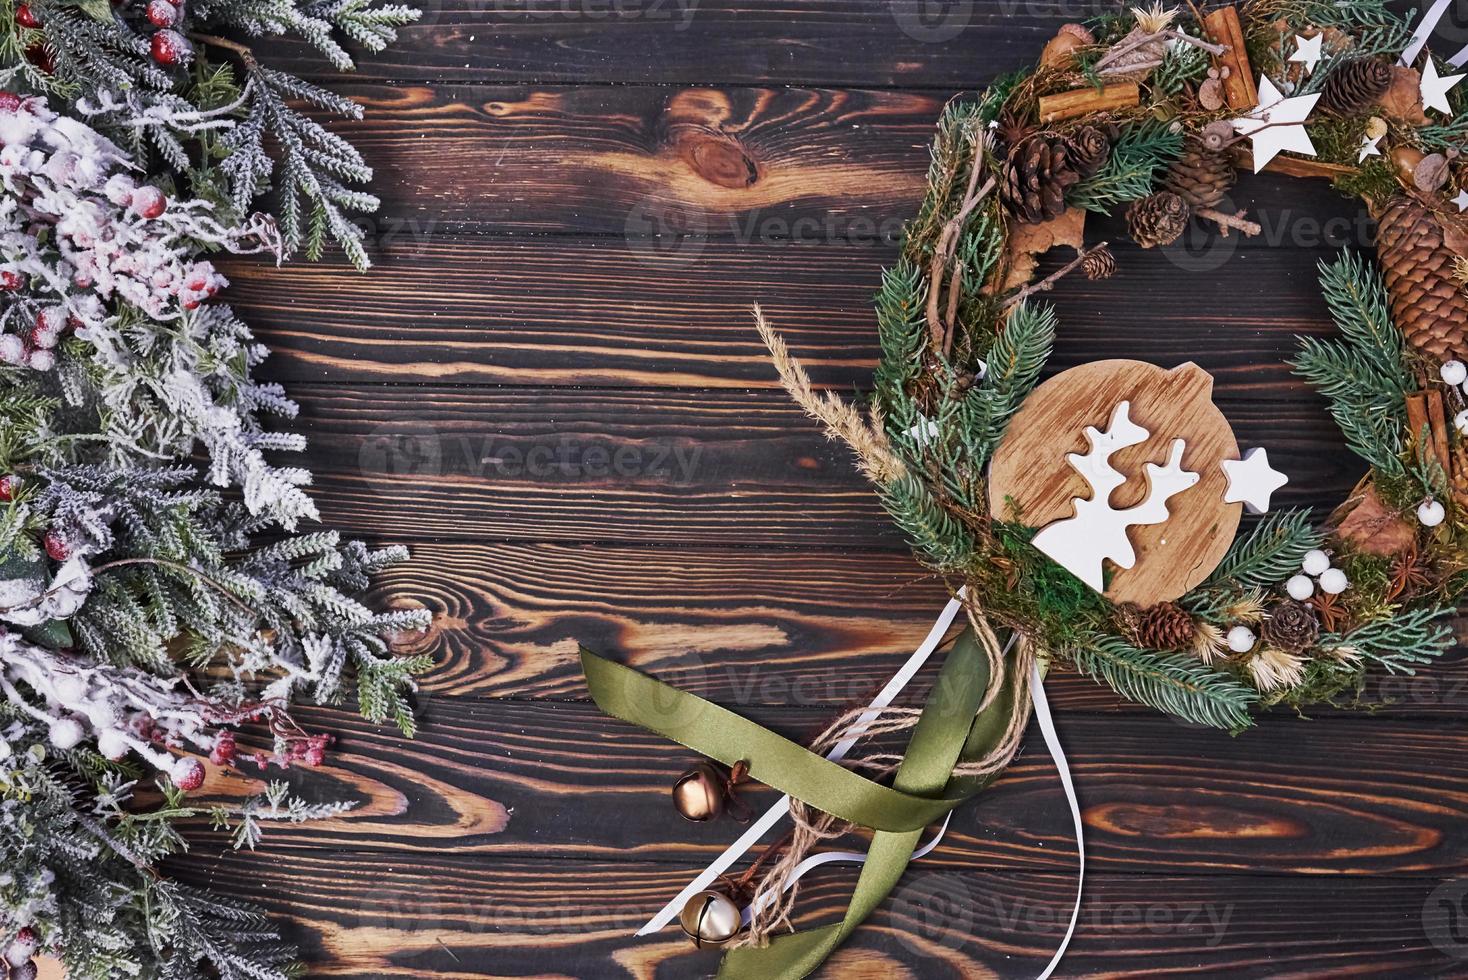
[672,762,725,822]
[679,889,741,949]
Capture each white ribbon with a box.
[637,600,1087,980]
[1402,0,1454,67]
[1030,658,1083,980]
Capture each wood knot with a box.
[659,90,759,189]
[666,125,759,189]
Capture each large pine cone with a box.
[1375,196,1468,361]
[1260,602,1321,654]
[1320,58,1393,116]
[1000,133,1085,224]
[1163,142,1235,210]
[1128,601,1197,651]
[1127,191,1190,248]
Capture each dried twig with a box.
[1094,28,1226,75]
[926,127,997,358]
[1002,241,1110,310]
[1195,207,1262,238]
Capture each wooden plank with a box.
[286,384,1359,547]
[327,84,938,235]
[375,540,1468,714]
[222,233,1368,393]
[263,85,1361,237]
[268,2,1082,88]
[190,700,1468,878]
[170,851,1468,977]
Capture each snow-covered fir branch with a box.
[14,0,421,267]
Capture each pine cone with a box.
[1260,602,1321,654]
[1375,195,1468,361]
[1000,133,1084,224]
[1127,191,1190,248]
[1068,125,1111,180]
[1133,601,1197,651]
[1163,142,1236,210]
[1082,244,1116,280]
[1320,58,1393,116]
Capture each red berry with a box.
[131,185,167,220]
[43,530,69,561]
[0,271,21,291]
[150,29,192,67]
[0,92,20,114]
[171,756,206,791]
[146,0,178,27]
[209,731,236,767]
[0,476,20,502]
[14,5,40,28]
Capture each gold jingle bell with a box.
[679,889,741,949]
[672,762,725,822]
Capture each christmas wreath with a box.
[0,3,429,979]
[580,1,1468,977]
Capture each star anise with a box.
[1308,591,1349,634]
[1386,547,1435,601]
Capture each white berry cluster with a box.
[1286,549,1348,602]
[0,90,278,371]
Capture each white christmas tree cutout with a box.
[1030,401,1200,593]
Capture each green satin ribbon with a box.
[581,625,1018,980]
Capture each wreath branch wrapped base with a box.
[581,2,1468,976]
[767,0,1467,732]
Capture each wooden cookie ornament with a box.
[989,360,1241,605]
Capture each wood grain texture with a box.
[192,8,1468,974]
[370,540,1468,715]
[191,700,1468,882]
[282,383,1359,547]
[169,851,1468,978]
[989,360,1242,605]
[269,2,1095,88]
[220,217,1366,394]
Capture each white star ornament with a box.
[1221,447,1289,515]
[1288,34,1323,75]
[1420,58,1466,115]
[1232,76,1321,174]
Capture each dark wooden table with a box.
[188,2,1468,976]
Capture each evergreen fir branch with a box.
[1069,119,1185,215]
[1291,336,1407,476]
[1204,508,1322,589]
[1067,631,1258,731]
[1315,251,1412,390]
[878,472,975,570]
[1321,607,1454,674]
[961,300,1055,466]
